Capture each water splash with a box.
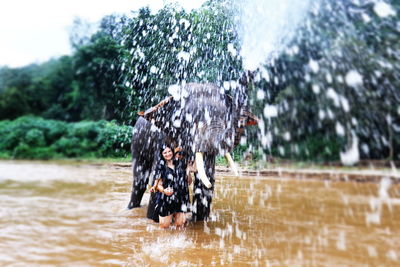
[235,0,313,70]
[142,234,193,262]
[239,0,400,162]
[340,132,360,166]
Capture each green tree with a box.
[0,86,30,119]
[254,0,400,161]
[118,4,242,123]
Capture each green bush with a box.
[13,143,59,159]
[52,137,82,157]
[25,129,46,146]
[270,134,344,162]
[0,151,10,159]
[0,116,132,159]
[67,121,101,139]
[96,121,132,157]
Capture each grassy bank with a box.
[0,116,132,160]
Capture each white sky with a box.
[0,0,206,68]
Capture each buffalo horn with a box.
[225,152,239,176]
[195,152,212,188]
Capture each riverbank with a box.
[216,166,400,183]
[1,158,398,183]
[110,160,400,184]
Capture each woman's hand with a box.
[163,187,174,196]
[188,162,197,173]
[150,178,161,193]
[186,162,196,185]
[187,173,193,185]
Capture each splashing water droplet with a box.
[373,2,396,18]
[256,89,265,100]
[309,59,319,73]
[340,132,359,166]
[335,122,345,136]
[345,70,363,87]
[263,105,278,118]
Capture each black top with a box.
[154,159,189,217]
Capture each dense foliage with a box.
[251,0,400,161]
[0,116,132,159]
[0,0,399,161]
[117,3,242,124]
[0,2,241,124]
[0,21,123,122]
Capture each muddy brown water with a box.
[0,161,399,266]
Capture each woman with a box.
[152,145,190,228]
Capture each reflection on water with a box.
[0,161,399,266]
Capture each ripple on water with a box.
[0,161,399,266]
[138,233,194,264]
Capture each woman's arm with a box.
[156,179,164,193]
[149,178,160,193]
[186,168,193,185]
[186,162,197,185]
[187,161,197,173]
[157,179,174,196]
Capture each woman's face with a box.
[162,147,173,161]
